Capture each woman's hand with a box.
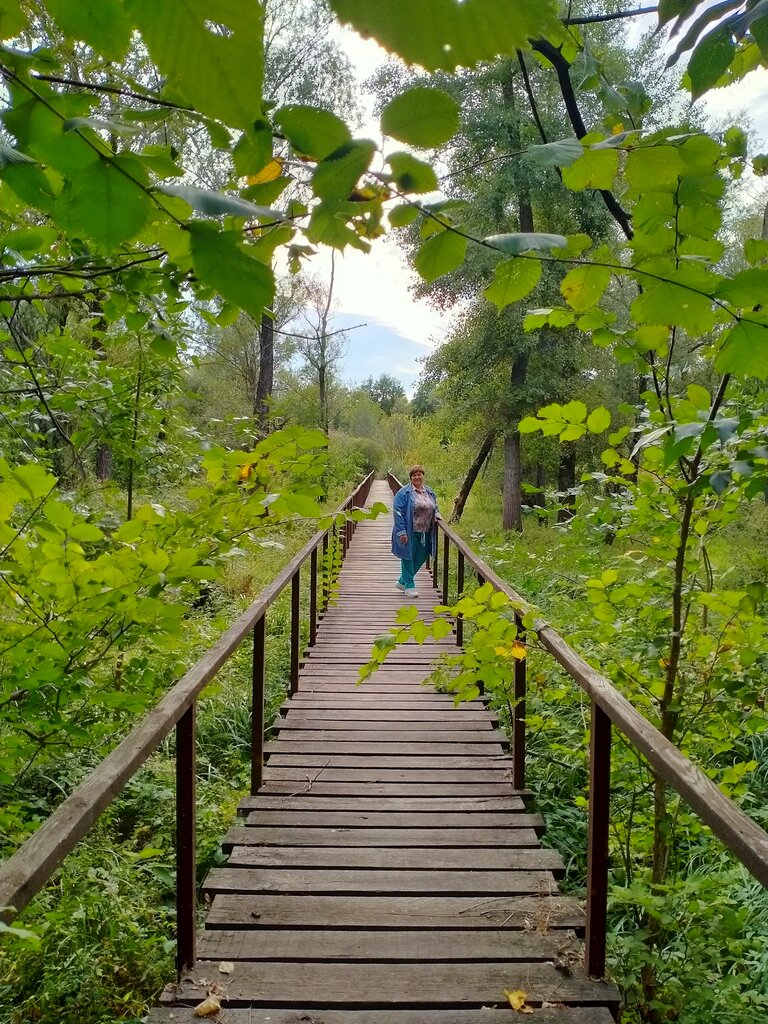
[398,532,407,544]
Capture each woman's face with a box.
[410,470,425,488]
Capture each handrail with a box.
[387,471,768,975]
[0,471,375,970]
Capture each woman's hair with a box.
[408,464,425,478]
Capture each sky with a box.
[317,12,768,395]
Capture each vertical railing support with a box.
[442,533,450,604]
[456,550,465,647]
[175,704,196,975]
[321,534,329,612]
[251,615,266,794]
[309,546,318,647]
[586,701,611,978]
[513,611,527,791]
[290,569,300,696]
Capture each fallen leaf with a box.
[218,961,234,974]
[504,989,534,1014]
[194,994,222,1017]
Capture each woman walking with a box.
[391,465,441,598]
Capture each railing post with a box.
[251,615,266,794]
[321,533,329,612]
[442,532,450,604]
[456,550,465,647]
[290,569,300,696]
[309,546,318,647]
[513,611,526,790]
[175,704,196,975]
[586,701,611,979]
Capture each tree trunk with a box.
[502,430,523,531]
[319,364,328,435]
[557,444,576,522]
[254,312,274,435]
[95,443,113,482]
[451,429,497,522]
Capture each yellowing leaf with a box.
[248,158,283,185]
[194,994,222,1017]
[505,989,534,1013]
[510,641,527,660]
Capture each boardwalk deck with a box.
[149,481,619,1023]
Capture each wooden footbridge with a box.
[3,474,768,1023]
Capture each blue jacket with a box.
[391,483,441,560]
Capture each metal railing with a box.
[387,472,768,978]
[0,471,375,972]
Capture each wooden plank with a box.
[241,810,544,829]
[264,755,514,769]
[238,796,525,812]
[263,742,507,757]
[225,846,565,874]
[267,729,504,743]
[260,768,514,784]
[279,714,494,727]
[203,867,559,896]
[195,926,575,961]
[148,1009,616,1024]
[223,827,541,849]
[167,962,616,1007]
[205,893,586,930]
[276,722,495,734]
[258,781,520,797]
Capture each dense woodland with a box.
[1,1,768,1022]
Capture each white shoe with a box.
[395,582,405,592]
[405,588,419,598]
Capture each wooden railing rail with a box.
[0,471,375,972]
[386,471,768,978]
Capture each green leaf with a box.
[414,229,467,283]
[381,87,459,148]
[562,148,619,191]
[274,105,352,160]
[631,276,717,335]
[156,183,282,221]
[484,232,567,254]
[518,416,543,434]
[714,318,768,379]
[745,239,768,264]
[58,156,151,249]
[484,258,541,310]
[388,203,420,228]
[625,145,686,195]
[328,0,560,71]
[715,268,768,309]
[306,203,362,249]
[125,0,264,129]
[586,407,612,434]
[312,140,376,201]
[0,3,28,36]
[386,152,438,194]
[233,122,273,176]
[560,423,585,441]
[560,263,612,312]
[526,138,583,167]
[687,26,736,98]
[46,0,131,61]
[189,223,274,319]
